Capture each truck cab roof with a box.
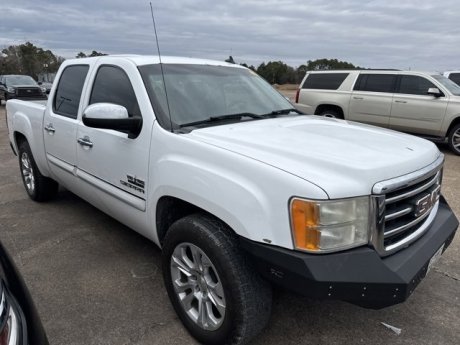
[67,55,245,68]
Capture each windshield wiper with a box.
[266,108,304,116]
[179,113,264,128]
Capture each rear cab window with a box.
[302,73,349,90]
[53,65,89,119]
[353,74,397,93]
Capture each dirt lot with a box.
[0,104,459,345]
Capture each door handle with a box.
[44,123,55,134]
[353,96,364,100]
[395,100,407,103]
[77,136,93,148]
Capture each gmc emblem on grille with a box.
[414,185,441,217]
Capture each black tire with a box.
[448,123,460,155]
[319,108,343,119]
[18,140,59,201]
[162,214,272,345]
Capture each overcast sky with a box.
[2,0,459,70]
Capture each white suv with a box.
[295,70,460,155]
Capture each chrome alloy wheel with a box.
[21,152,35,193]
[170,242,226,331]
[452,128,460,152]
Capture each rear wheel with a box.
[319,108,343,119]
[162,214,272,345]
[448,123,460,155]
[18,141,59,201]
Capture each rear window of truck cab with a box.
[53,65,89,119]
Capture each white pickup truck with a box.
[6,55,459,345]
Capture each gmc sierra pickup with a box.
[6,55,459,345]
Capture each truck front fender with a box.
[148,133,328,250]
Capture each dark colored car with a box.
[0,75,47,104]
[0,240,49,344]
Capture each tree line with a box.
[0,42,108,80]
[237,57,360,84]
[1,42,360,84]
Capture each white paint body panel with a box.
[6,56,443,250]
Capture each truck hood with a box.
[187,116,441,198]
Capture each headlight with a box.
[290,196,370,253]
[6,87,15,93]
[40,87,46,93]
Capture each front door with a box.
[390,75,448,136]
[75,59,151,213]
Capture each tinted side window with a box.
[53,65,89,118]
[354,74,396,93]
[90,66,141,117]
[448,73,460,85]
[302,73,349,90]
[398,75,436,95]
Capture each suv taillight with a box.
[295,88,300,103]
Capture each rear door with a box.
[43,64,89,187]
[390,75,448,136]
[75,59,151,212]
[348,73,397,127]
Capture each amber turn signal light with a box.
[291,199,320,251]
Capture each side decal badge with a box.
[120,174,145,194]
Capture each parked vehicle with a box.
[38,81,53,95]
[6,56,459,345]
[295,70,460,155]
[0,239,49,344]
[443,70,460,85]
[0,75,47,104]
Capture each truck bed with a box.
[6,99,50,176]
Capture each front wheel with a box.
[448,123,460,155]
[162,214,272,345]
[18,141,59,201]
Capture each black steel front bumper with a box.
[240,197,458,309]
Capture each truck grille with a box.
[372,155,444,255]
[16,87,43,98]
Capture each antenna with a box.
[149,2,173,131]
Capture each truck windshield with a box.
[431,74,460,96]
[139,64,296,130]
[5,75,38,86]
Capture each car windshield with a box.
[431,74,460,96]
[5,75,38,86]
[139,64,296,129]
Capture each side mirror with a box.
[38,81,42,85]
[82,103,142,138]
[427,87,443,97]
